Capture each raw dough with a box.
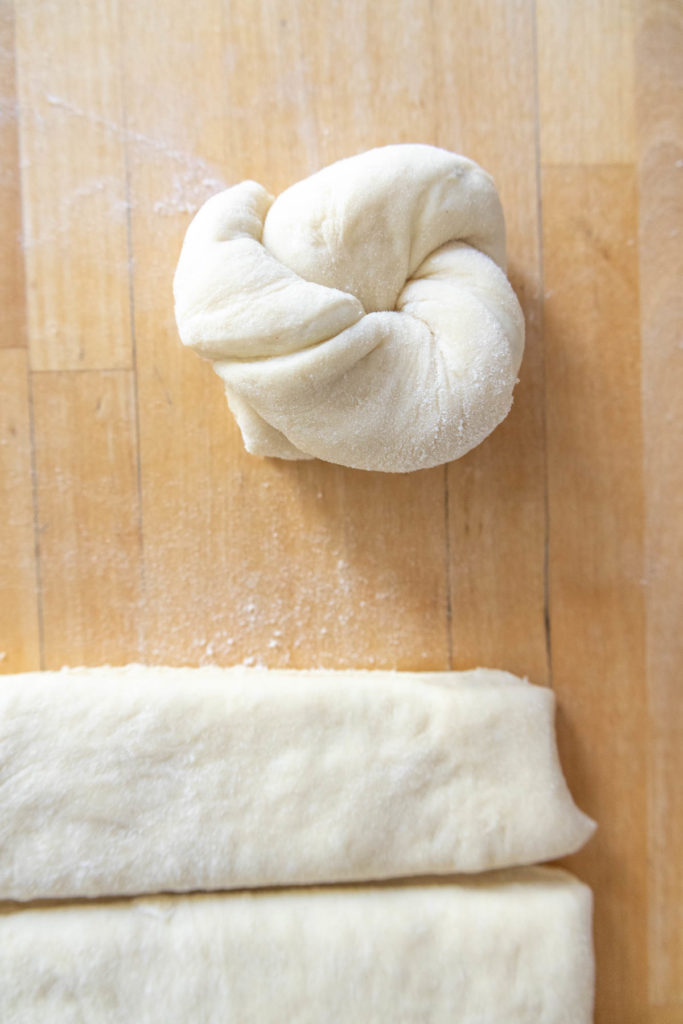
[0,666,594,900]
[0,868,594,1024]
[173,144,524,472]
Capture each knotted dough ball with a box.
[173,144,524,473]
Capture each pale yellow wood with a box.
[3,0,681,1017]
[252,0,438,179]
[537,0,636,164]
[636,0,683,1008]
[120,0,451,670]
[542,166,648,1024]
[431,0,548,681]
[14,0,131,369]
[31,370,143,667]
[0,349,40,672]
[650,1010,683,1024]
[0,5,38,671]
[0,0,24,347]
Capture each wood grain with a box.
[542,166,647,1024]
[0,0,24,348]
[120,0,451,670]
[2,0,681,1018]
[636,0,683,1009]
[31,370,143,667]
[266,0,437,170]
[0,349,40,671]
[433,0,548,681]
[537,0,635,164]
[14,0,131,370]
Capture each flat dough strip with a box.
[0,868,594,1024]
[0,666,594,900]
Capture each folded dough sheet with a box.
[0,665,594,900]
[0,868,594,1024]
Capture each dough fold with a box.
[0,868,594,1024]
[0,666,594,900]
[173,144,524,472]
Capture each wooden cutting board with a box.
[1,1,681,1021]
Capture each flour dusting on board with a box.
[15,94,446,674]
[37,93,227,222]
[136,471,443,673]
[153,173,226,217]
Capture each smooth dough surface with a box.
[0,666,594,901]
[173,144,525,472]
[0,868,595,1024]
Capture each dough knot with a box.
[173,144,524,472]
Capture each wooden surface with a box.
[1,0,681,1020]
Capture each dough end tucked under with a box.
[173,144,525,472]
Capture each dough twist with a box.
[174,144,524,472]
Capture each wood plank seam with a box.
[635,0,683,1006]
[9,0,45,668]
[443,462,454,670]
[541,161,647,1023]
[531,0,553,688]
[0,0,25,350]
[537,162,644,169]
[25,366,46,670]
[115,0,146,659]
[13,0,133,371]
[536,0,636,166]
[31,367,144,667]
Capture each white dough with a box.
[173,144,525,472]
[0,868,595,1024]
[0,666,594,900]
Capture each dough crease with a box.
[173,145,525,471]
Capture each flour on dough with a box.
[0,665,594,901]
[173,144,524,472]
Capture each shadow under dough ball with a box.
[173,144,525,473]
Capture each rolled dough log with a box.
[0,868,594,1024]
[0,666,594,900]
